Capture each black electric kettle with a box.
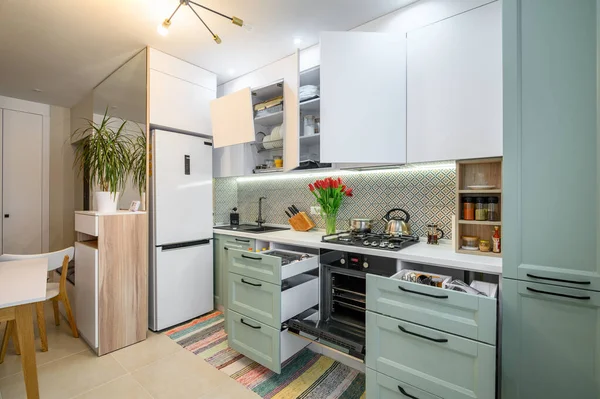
[382,208,412,236]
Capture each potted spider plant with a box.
[130,133,147,209]
[72,109,132,213]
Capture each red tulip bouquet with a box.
[309,177,353,234]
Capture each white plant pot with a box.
[95,191,120,213]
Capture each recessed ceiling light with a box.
[293,37,303,45]
[228,68,236,75]
[33,88,42,93]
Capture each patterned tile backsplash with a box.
[214,166,457,238]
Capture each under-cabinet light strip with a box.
[235,163,456,182]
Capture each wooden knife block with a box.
[288,212,316,232]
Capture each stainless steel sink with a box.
[214,225,289,234]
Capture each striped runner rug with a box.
[165,310,366,399]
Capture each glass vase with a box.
[325,212,338,235]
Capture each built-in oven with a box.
[287,249,397,360]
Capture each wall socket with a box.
[310,206,321,215]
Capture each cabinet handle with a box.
[241,278,262,287]
[224,247,229,251]
[526,273,591,285]
[235,238,250,243]
[399,286,448,299]
[240,319,261,329]
[241,254,262,261]
[397,386,419,399]
[526,287,590,300]
[398,325,448,343]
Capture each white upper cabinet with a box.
[320,31,407,164]
[148,48,216,135]
[210,87,255,148]
[406,1,502,163]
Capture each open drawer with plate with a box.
[228,248,318,285]
[367,270,497,345]
[228,271,319,329]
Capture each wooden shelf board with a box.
[458,189,502,194]
[459,220,502,226]
[456,249,502,258]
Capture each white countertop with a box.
[0,258,49,308]
[213,227,502,275]
[75,210,147,216]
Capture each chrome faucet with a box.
[256,197,267,227]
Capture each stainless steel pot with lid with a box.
[382,208,412,236]
[349,218,374,233]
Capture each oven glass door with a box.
[287,264,366,360]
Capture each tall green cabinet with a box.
[502,0,600,397]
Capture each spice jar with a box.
[475,197,488,221]
[492,226,501,253]
[479,239,491,252]
[463,197,475,220]
[487,197,499,221]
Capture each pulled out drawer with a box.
[227,309,309,374]
[228,272,318,329]
[229,248,318,285]
[367,273,496,345]
[366,368,441,399]
[366,312,495,399]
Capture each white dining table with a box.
[0,258,48,399]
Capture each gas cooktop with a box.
[322,231,419,251]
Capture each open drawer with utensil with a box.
[367,271,497,345]
[228,248,318,285]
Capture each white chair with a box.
[0,247,78,362]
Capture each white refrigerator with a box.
[149,129,214,331]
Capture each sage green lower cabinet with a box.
[213,234,224,308]
[228,272,318,328]
[366,368,441,399]
[367,274,497,345]
[366,311,495,399]
[227,310,308,374]
[502,279,600,399]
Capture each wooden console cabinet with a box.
[74,211,148,355]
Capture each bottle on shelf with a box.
[492,226,501,253]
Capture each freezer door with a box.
[153,130,213,245]
[153,240,214,331]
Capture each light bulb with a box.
[157,19,170,36]
[243,22,253,32]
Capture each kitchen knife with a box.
[288,206,297,215]
[292,205,301,214]
[285,210,292,218]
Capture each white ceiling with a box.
[0,0,413,108]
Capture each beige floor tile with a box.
[111,331,182,372]
[0,318,88,381]
[0,348,127,399]
[199,378,261,399]
[132,349,232,399]
[72,375,152,399]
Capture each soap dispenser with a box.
[230,207,240,226]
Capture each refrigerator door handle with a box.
[160,239,212,251]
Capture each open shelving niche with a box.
[455,158,503,257]
[299,66,321,163]
[250,80,285,174]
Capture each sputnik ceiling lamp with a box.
[158,0,248,43]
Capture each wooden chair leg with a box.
[35,302,48,352]
[52,299,60,326]
[61,294,78,338]
[0,321,13,364]
[12,321,20,355]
